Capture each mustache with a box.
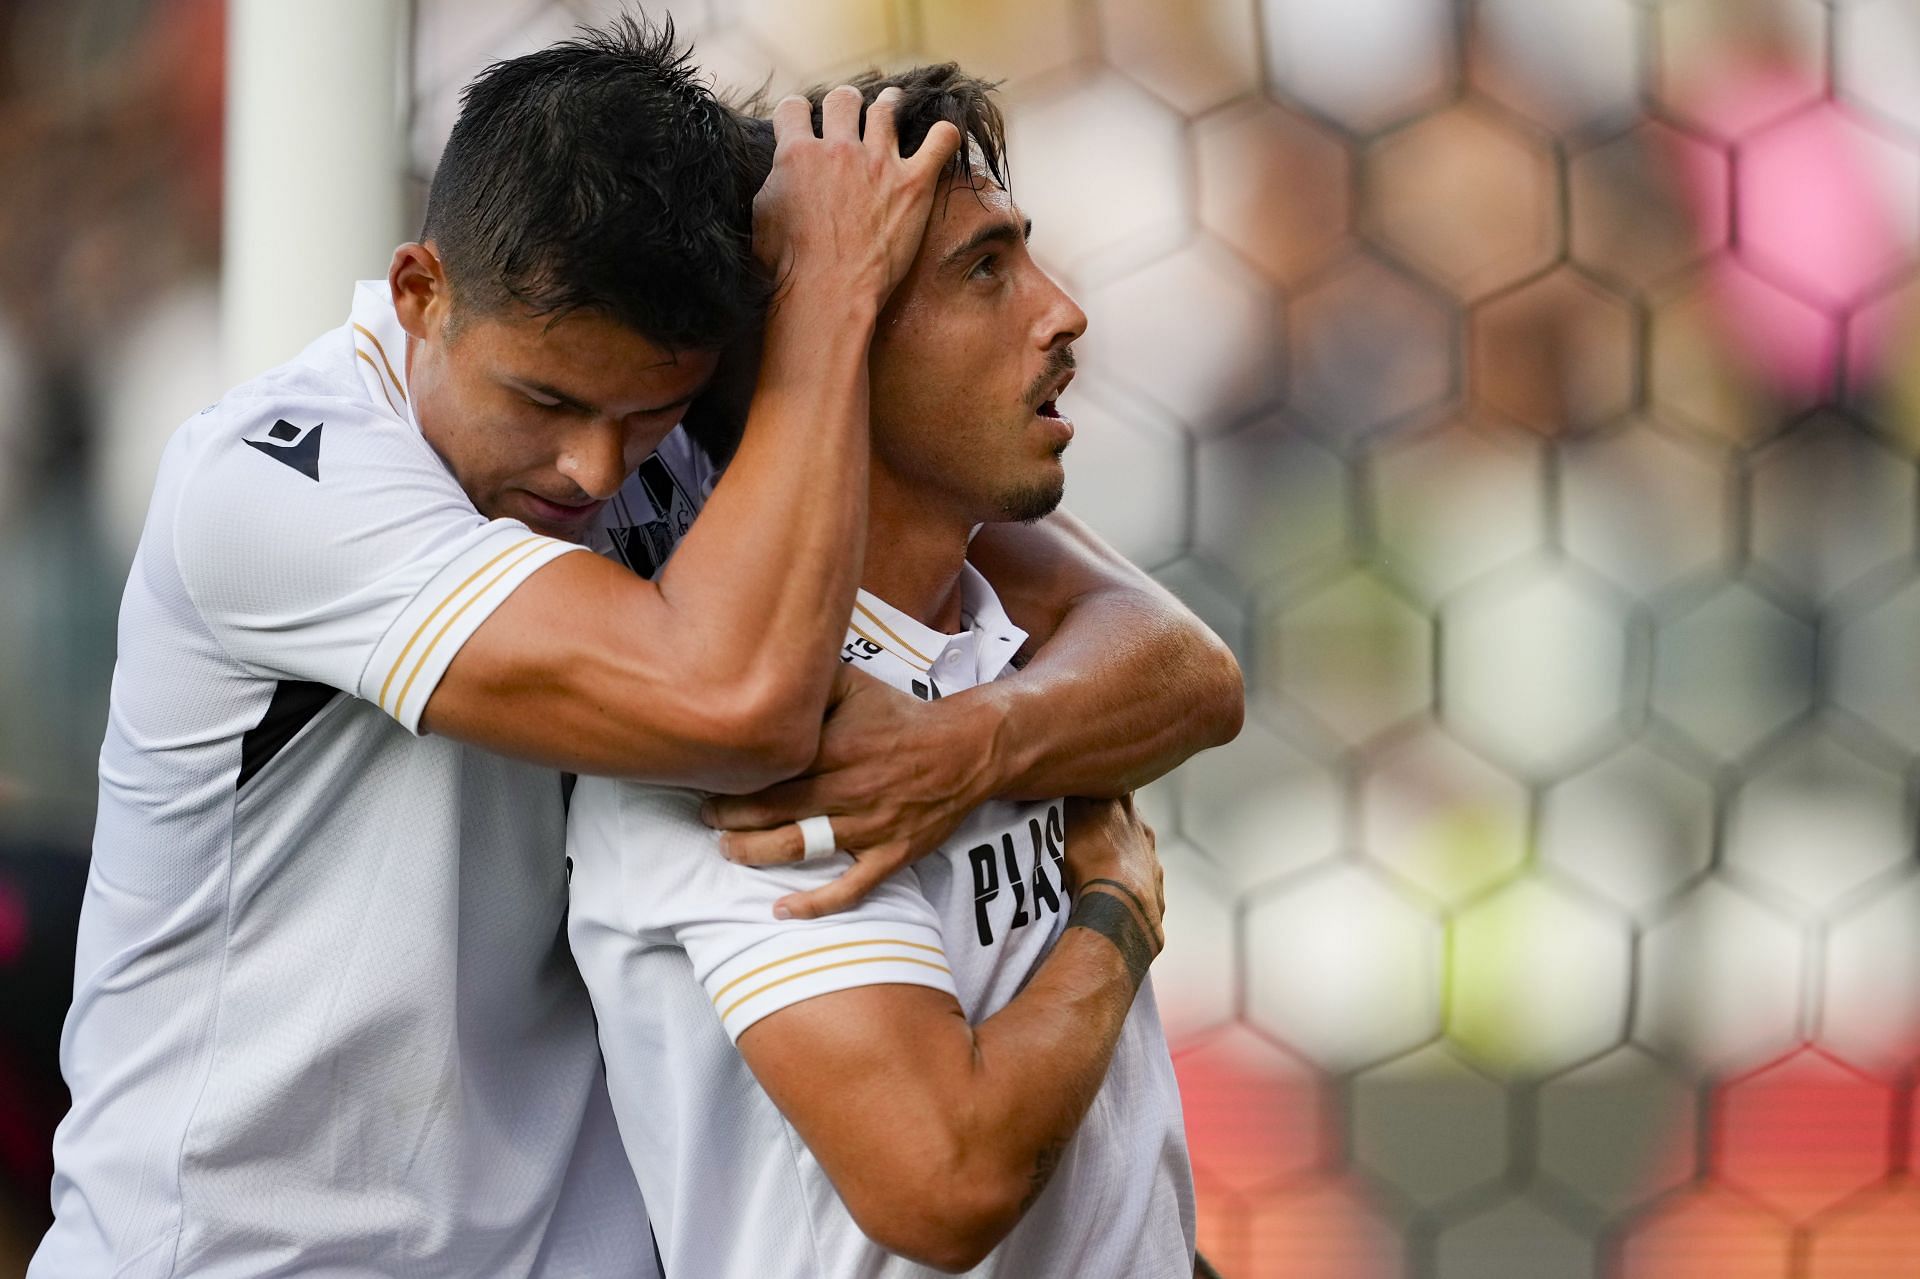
[1024,347,1076,407]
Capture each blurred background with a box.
[4,0,1920,1274]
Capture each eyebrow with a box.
[508,377,698,417]
[940,216,1033,271]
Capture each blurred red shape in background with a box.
[1672,71,1915,399]
[1713,1045,1898,1221]
[1174,1024,1329,1195]
[1176,1025,1407,1276]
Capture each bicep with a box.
[421,551,786,787]
[423,552,671,758]
[738,983,979,1179]
[568,784,977,1205]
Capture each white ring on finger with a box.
[797,814,838,859]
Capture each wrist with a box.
[760,278,877,373]
[775,261,887,323]
[1065,887,1158,989]
[755,284,878,405]
[1076,869,1157,925]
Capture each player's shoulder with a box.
[166,367,452,515]
[566,778,726,931]
[157,362,476,605]
[169,315,414,466]
[569,778,707,861]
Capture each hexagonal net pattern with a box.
[411,2,1920,1274]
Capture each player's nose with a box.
[556,421,628,501]
[1034,270,1087,351]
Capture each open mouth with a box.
[1031,362,1075,419]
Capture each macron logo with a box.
[244,419,323,481]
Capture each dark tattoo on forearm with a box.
[1067,889,1155,990]
[1019,1135,1067,1212]
[1080,877,1156,939]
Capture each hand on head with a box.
[751,84,961,301]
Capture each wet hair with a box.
[683,63,1007,461]
[421,13,767,350]
[732,62,1007,201]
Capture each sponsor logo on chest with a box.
[965,801,1067,947]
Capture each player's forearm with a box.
[644,81,954,764]
[973,586,1243,802]
[653,282,877,759]
[840,888,1155,1270]
[961,890,1154,1182]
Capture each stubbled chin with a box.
[999,471,1066,524]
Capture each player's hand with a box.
[752,85,961,302]
[702,663,1003,919]
[1063,794,1164,954]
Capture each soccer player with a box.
[32,21,1241,1279]
[567,69,1211,1278]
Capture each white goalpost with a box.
[222,0,411,384]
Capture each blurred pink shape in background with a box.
[1673,69,1914,398]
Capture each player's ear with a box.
[389,242,451,342]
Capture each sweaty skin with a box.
[707,177,1242,917]
[723,162,1186,1270]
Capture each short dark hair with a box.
[422,14,766,350]
[733,63,1008,201]
[685,64,1008,465]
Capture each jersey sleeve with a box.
[566,780,957,1043]
[172,399,584,733]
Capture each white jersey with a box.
[567,566,1197,1279]
[33,281,705,1278]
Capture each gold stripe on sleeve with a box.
[352,322,408,404]
[720,955,953,1022]
[852,600,938,666]
[355,349,401,416]
[378,537,543,712]
[709,936,948,1006]
[390,541,552,719]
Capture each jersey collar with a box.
[348,280,413,424]
[850,563,1027,692]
